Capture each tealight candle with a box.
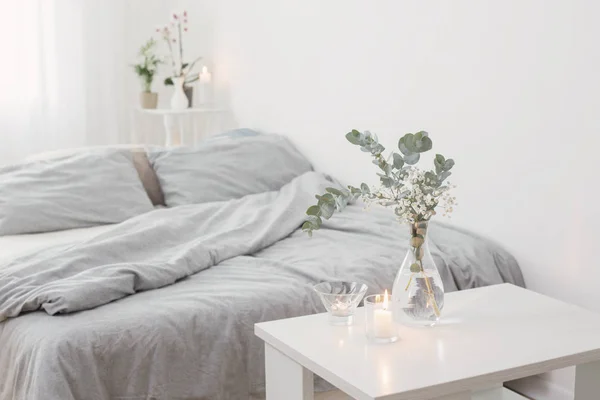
[331,299,351,316]
[365,291,398,343]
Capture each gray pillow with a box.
[149,134,313,206]
[0,151,154,235]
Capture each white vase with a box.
[170,76,189,110]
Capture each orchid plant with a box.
[303,130,456,236]
[157,10,202,87]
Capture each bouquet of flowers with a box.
[303,130,456,235]
[304,130,456,324]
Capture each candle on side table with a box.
[331,299,351,316]
[313,281,368,326]
[373,290,395,337]
[198,66,213,105]
[199,66,212,83]
[366,290,399,343]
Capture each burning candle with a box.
[197,66,213,105]
[365,290,398,343]
[373,290,394,338]
[331,299,351,316]
[199,66,212,83]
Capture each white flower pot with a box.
[170,76,189,110]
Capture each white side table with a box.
[255,284,600,400]
[135,107,226,146]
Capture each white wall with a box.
[213,0,600,396]
[0,0,216,162]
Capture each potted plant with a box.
[133,38,161,109]
[303,130,456,327]
[158,10,202,109]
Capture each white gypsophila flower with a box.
[357,165,455,225]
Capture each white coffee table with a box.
[255,284,600,400]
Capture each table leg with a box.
[575,360,600,399]
[265,343,314,400]
[178,116,185,145]
[163,114,184,146]
[163,114,173,147]
[192,115,198,145]
[130,110,138,144]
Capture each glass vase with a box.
[392,220,444,327]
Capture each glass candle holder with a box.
[365,291,399,343]
[313,282,368,325]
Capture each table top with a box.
[255,284,600,400]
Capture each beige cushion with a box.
[26,145,165,206]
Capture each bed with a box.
[0,134,524,400]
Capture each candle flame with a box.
[383,289,389,310]
[202,66,208,74]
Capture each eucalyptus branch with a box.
[303,130,456,236]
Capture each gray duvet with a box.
[0,172,524,400]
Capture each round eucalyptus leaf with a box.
[412,246,424,260]
[379,176,394,187]
[444,159,455,171]
[319,202,335,219]
[320,193,335,203]
[345,130,362,145]
[410,236,424,247]
[392,153,404,169]
[439,171,451,183]
[326,187,343,196]
[306,205,321,216]
[406,134,417,151]
[403,152,420,165]
[415,136,432,152]
[398,139,411,155]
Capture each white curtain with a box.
[0,0,130,165]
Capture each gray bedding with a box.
[0,172,524,400]
[149,134,313,207]
[0,150,154,235]
[0,172,329,320]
